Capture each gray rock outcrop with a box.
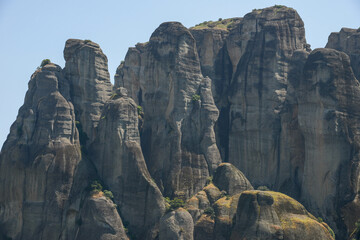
[159,208,194,240]
[213,162,253,195]
[0,64,81,239]
[227,6,308,189]
[326,27,360,79]
[76,196,128,240]
[90,88,165,239]
[298,48,360,238]
[115,22,221,198]
[63,39,113,145]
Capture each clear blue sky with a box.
[1,0,359,148]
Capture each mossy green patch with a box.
[190,18,241,31]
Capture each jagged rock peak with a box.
[63,38,113,146]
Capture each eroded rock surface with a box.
[326,27,360,79]
[76,196,128,240]
[63,39,113,145]
[227,6,308,189]
[160,208,194,240]
[213,162,253,195]
[298,48,360,238]
[230,190,335,240]
[90,88,165,239]
[115,22,221,198]
[0,64,81,239]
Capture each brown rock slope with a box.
[115,22,221,198]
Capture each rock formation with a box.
[115,22,221,198]
[326,27,360,79]
[159,208,194,240]
[0,63,81,239]
[226,6,308,190]
[76,196,128,240]
[63,39,113,145]
[230,190,335,240]
[298,48,360,238]
[90,87,165,239]
[185,163,253,240]
[1,5,360,240]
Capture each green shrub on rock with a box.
[165,197,185,212]
[40,59,51,68]
[192,94,201,102]
[104,190,114,200]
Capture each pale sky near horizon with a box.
[0,0,359,149]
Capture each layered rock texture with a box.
[115,22,221,198]
[1,5,360,240]
[63,39,113,145]
[90,87,165,239]
[0,63,81,239]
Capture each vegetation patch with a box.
[191,17,241,31]
[89,180,114,200]
[274,4,286,8]
[192,94,201,102]
[137,106,144,116]
[40,59,51,68]
[165,197,185,212]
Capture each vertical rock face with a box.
[227,6,308,188]
[275,49,309,198]
[190,27,231,103]
[63,39,113,145]
[326,27,360,79]
[298,48,360,237]
[0,64,81,240]
[115,22,221,198]
[90,88,165,239]
[190,25,238,161]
